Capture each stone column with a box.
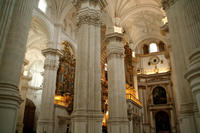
[182,1,200,132]
[0,0,34,133]
[129,120,133,133]
[183,0,200,114]
[105,30,129,133]
[37,48,61,133]
[0,0,16,64]
[170,110,176,133]
[133,57,139,99]
[150,111,155,133]
[71,1,105,133]
[17,60,32,133]
[161,0,198,132]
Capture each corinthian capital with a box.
[77,8,102,26]
[161,0,178,10]
[106,32,124,58]
[42,48,62,70]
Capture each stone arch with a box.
[32,9,54,41]
[135,36,167,54]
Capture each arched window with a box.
[152,86,167,104]
[38,0,47,13]
[29,61,44,88]
[149,43,158,53]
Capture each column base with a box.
[0,83,22,133]
[71,110,103,133]
[37,120,54,133]
[107,118,129,133]
[178,103,197,133]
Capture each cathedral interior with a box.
[0,0,200,133]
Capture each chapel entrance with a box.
[155,111,171,133]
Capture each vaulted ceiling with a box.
[44,0,166,49]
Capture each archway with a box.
[23,99,36,133]
[152,86,167,104]
[155,111,171,133]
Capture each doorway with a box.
[155,111,171,133]
[23,99,36,133]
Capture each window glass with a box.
[38,0,47,13]
[149,43,158,53]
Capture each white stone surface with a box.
[37,48,61,133]
[71,1,103,133]
[106,31,129,133]
[0,1,34,133]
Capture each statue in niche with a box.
[124,45,134,86]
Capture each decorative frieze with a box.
[161,0,178,10]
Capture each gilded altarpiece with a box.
[55,41,75,114]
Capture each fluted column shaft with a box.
[0,0,16,64]
[161,0,198,132]
[71,1,103,133]
[106,32,129,133]
[0,1,34,133]
[183,0,200,114]
[37,48,61,133]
